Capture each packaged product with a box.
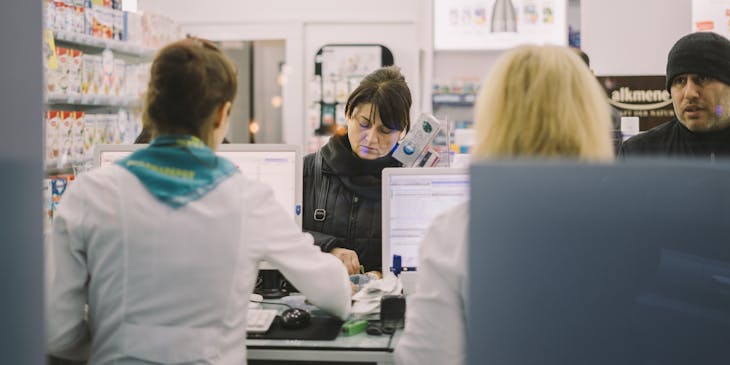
[101,49,114,96]
[53,0,66,31]
[97,114,111,144]
[310,75,322,102]
[45,0,56,29]
[335,104,346,126]
[91,7,103,38]
[113,9,124,41]
[322,103,335,127]
[50,176,72,221]
[123,11,142,44]
[84,114,97,154]
[46,111,61,165]
[111,113,121,144]
[348,77,362,97]
[69,49,83,96]
[102,7,114,39]
[72,111,86,162]
[113,59,125,97]
[66,0,76,32]
[73,2,85,34]
[335,78,349,104]
[124,64,136,98]
[56,47,70,95]
[84,1,94,35]
[86,55,102,96]
[81,54,95,95]
[321,77,335,104]
[46,61,59,96]
[43,178,53,228]
[308,103,321,130]
[60,111,74,164]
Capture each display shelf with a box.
[432,93,476,108]
[53,29,155,57]
[45,93,141,108]
[45,165,76,177]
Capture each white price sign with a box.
[434,0,568,50]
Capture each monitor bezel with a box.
[381,166,469,274]
[216,144,303,228]
[94,143,303,228]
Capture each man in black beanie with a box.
[619,32,730,159]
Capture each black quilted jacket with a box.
[302,134,401,272]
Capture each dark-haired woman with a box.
[304,65,412,276]
[46,38,351,364]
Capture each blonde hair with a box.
[472,45,614,161]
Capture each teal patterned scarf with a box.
[117,135,238,209]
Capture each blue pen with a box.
[391,254,402,276]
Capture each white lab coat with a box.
[46,164,351,364]
[394,203,468,365]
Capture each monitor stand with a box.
[255,269,289,299]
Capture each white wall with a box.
[140,0,697,143]
[139,0,425,148]
[139,0,421,23]
[582,0,692,76]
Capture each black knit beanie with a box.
[666,32,730,92]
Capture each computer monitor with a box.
[94,144,302,227]
[468,160,730,365]
[381,167,469,273]
[94,144,145,168]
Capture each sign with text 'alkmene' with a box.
[597,75,675,131]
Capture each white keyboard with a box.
[247,308,278,333]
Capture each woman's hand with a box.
[365,270,382,279]
[330,248,361,275]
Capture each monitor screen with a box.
[468,160,730,364]
[382,167,469,272]
[95,144,302,226]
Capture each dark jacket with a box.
[303,134,401,272]
[618,118,730,159]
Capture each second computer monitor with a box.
[381,167,469,273]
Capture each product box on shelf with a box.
[83,0,94,35]
[84,113,97,151]
[52,0,68,32]
[113,9,124,41]
[61,111,75,163]
[46,111,61,166]
[94,114,106,145]
[46,173,76,223]
[72,0,85,34]
[81,53,96,96]
[70,49,83,96]
[112,59,126,97]
[71,111,86,162]
[45,0,55,29]
[123,11,142,45]
[124,62,150,99]
[141,12,183,49]
[55,47,70,95]
[92,54,104,96]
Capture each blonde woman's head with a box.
[472,45,614,161]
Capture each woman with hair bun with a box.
[46,38,351,364]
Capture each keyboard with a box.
[247,308,278,333]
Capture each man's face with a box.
[670,74,730,132]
